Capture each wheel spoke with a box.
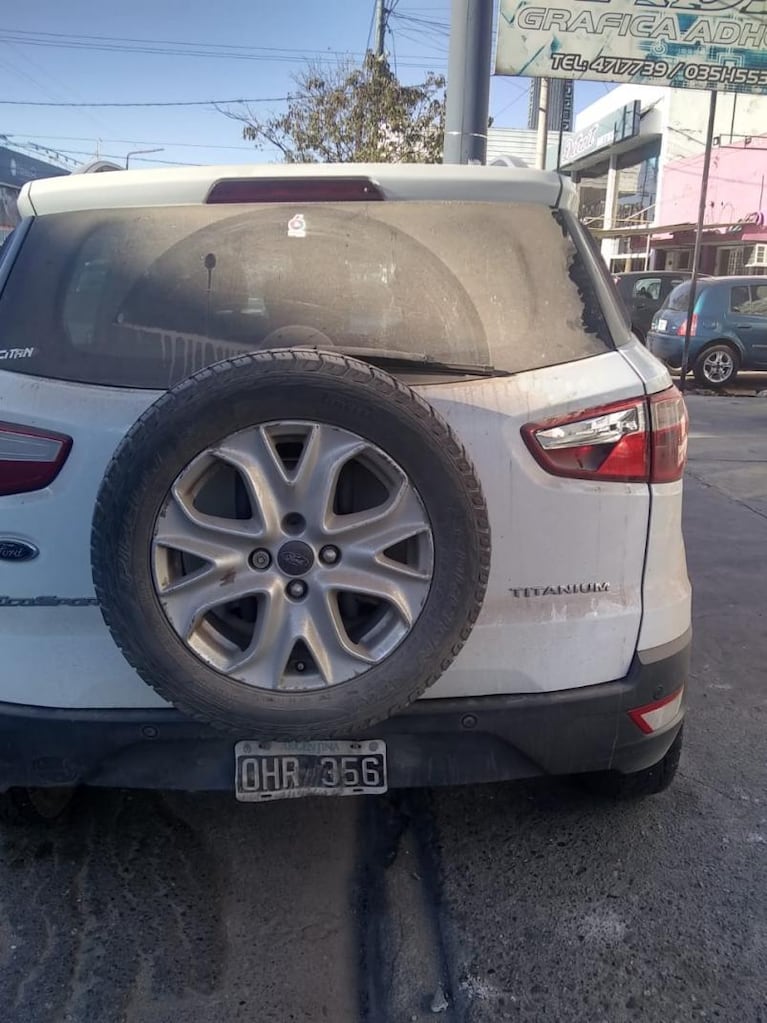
[154,496,250,563]
[158,566,269,639]
[324,556,431,628]
[212,426,294,536]
[229,588,297,687]
[302,591,375,686]
[291,424,367,527]
[326,476,431,554]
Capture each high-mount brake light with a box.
[206,178,385,204]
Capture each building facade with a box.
[487,127,572,169]
[0,146,68,242]
[561,85,767,274]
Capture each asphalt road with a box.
[1,395,765,1023]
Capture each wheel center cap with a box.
[277,540,315,577]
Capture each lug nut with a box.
[319,545,340,566]
[250,549,271,570]
[287,579,307,600]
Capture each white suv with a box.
[0,164,690,815]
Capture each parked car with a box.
[647,275,767,388]
[613,270,702,342]
[0,164,690,821]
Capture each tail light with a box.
[0,421,72,496]
[649,387,688,483]
[522,386,688,484]
[676,314,698,336]
[206,177,384,204]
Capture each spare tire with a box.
[92,350,489,737]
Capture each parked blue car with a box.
[647,276,767,388]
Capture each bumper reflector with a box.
[628,685,684,734]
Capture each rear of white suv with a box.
[0,165,690,812]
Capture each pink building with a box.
[653,137,767,276]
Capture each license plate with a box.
[234,739,387,802]
[657,318,668,332]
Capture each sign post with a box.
[679,90,718,393]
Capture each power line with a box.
[1,133,264,152]
[0,36,112,135]
[0,30,446,69]
[0,136,193,167]
[16,143,200,167]
[0,96,287,107]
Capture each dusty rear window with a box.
[0,202,614,388]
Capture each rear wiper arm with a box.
[295,345,512,378]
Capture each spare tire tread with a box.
[92,350,490,737]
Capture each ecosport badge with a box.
[510,583,610,597]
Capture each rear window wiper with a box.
[295,345,512,378]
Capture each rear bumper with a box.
[0,636,689,792]
[647,332,686,367]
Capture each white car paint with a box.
[0,165,690,710]
[0,342,688,709]
[19,162,569,217]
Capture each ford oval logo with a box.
[277,540,315,577]
[0,539,39,562]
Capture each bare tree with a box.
[224,54,446,164]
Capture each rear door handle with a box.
[736,324,752,329]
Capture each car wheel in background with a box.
[693,343,739,389]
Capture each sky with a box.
[0,0,612,171]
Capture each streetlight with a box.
[125,147,164,168]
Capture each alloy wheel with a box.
[151,421,434,692]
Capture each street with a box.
[1,394,765,1023]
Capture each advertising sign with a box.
[0,146,68,188]
[561,100,640,164]
[496,0,767,94]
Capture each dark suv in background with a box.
[614,271,698,342]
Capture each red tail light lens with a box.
[0,422,72,496]
[676,314,698,336]
[206,177,384,204]
[522,386,687,485]
[649,387,688,483]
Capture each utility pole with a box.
[679,90,718,394]
[374,0,386,58]
[443,0,493,164]
[535,78,550,170]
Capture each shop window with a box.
[728,248,746,275]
